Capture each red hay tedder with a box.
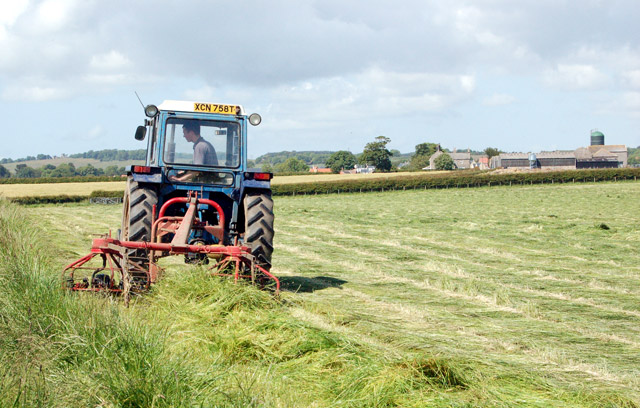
[63,193,280,304]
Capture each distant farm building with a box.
[354,164,376,174]
[429,147,474,170]
[490,130,628,169]
[341,164,376,174]
[309,166,332,173]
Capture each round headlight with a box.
[145,104,159,118]
[248,113,262,126]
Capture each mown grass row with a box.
[8,167,640,205]
[0,199,482,407]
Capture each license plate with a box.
[193,103,238,115]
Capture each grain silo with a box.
[590,129,605,146]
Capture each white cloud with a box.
[83,73,130,85]
[34,0,77,31]
[183,86,217,101]
[2,84,68,101]
[621,70,640,89]
[0,0,29,26]
[543,64,610,91]
[483,93,515,106]
[89,51,131,71]
[1,1,640,156]
[618,92,640,118]
[86,125,104,140]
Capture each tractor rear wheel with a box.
[243,192,274,270]
[121,177,158,269]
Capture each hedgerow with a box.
[271,168,640,195]
[8,195,87,205]
[6,168,640,204]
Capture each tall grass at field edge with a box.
[0,200,229,407]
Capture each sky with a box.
[0,0,639,160]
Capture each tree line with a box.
[1,149,147,165]
[257,136,503,174]
[0,163,125,179]
[0,154,53,164]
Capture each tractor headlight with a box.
[248,113,262,126]
[145,104,159,118]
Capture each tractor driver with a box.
[170,121,218,182]
[183,122,218,166]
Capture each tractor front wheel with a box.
[243,192,274,271]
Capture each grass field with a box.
[0,181,127,197]
[2,181,639,406]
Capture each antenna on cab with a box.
[134,91,145,109]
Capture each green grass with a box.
[3,181,640,406]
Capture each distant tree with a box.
[103,165,119,177]
[390,149,401,157]
[415,143,438,157]
[261,162,274,173]
[40,164,57,178]
[14,164,41,178]
[77,164,103,176]
[275,157,308,173]
[434,153,455,170]
[409,142,439,170]
[254,151,334,167]
[484,147,501,159]
[325,150,357,173]
[0,164,10,178]
[409,155,431,171]
[36,154,52,160]
[360,136,392,172]
[628,146,640,165]
[50,163,77,178]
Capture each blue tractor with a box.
[122,100,274,275]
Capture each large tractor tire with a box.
[243,192,274,270]
[121,177,158,266]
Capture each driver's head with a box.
[182,122,200,142]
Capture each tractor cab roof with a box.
[158,100,246,116]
